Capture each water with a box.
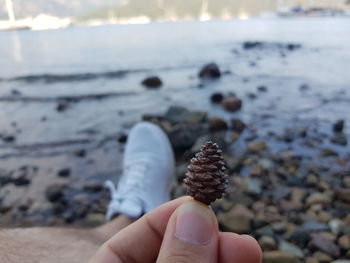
[0,18,350,225]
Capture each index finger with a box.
[89,196,192,263]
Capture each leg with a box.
[0,215,134,263]
[1,122,175,263]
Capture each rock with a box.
[117,133,127,143]
[168,124,206,153]
[263,251,301,263]
[141,76,162,88]
[164,106,207,124]
[301,220,329,233]
[57,168,71,178]
[210,93,224,104]
[231,119,246,133]
[218,204,254,233]
[331,261,350,263]
[258,236,277,251]
[312,251,333,262]
[290,229,311,247]
[243,41,263,50]
[309,233,340,257]
[306,193,332,206]
[333,120,345,133]
[11,89,21,95]
[300,84,310,91]
[84,213,105,227]
[248,141,267,153]
[335,188,350,202]
[198,63,221,79]
[83,182,103,192]
[338,235,350,250]
[279,240,304,258]
[56,102,69,112]
[74,149,86,158]
[343,177,350,188]
[305,258,319,263]
[222,96,242,112]
[208,117,228,132]
[2,135,16,143]
[330,133,347,146]
[243,177,262,195]
[0,204,11,214]
[45,184,66,202]
[320,148,338,157]
[257,85,268,92]
[329,219,345,236]
[246,92,257,99]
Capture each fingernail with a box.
[174,202,214,245]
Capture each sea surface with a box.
[0,18,350,225]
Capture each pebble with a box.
[45,184,66,203]
[306,192,332,206]
[333,120,345,133]
[279,240,304,258]
[335,188,350,202]
[210,92,224,104]
[259,236,277,251]
[218,204,254,233]
[208,117,228,132]
[57,168,71,178]
[222,96,242,112]
[312,251,333,262]
[198,63,221,79]
[231,118,246,133]
[338,235,350,250]
[84,213,105,227]
[309,233,340,258]
[141,76,162,88]
[248,141,267,153]
[263,251,301,263]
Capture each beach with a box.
[0,18,350,261]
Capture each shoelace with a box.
[104,159,150,220]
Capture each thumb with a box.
[157,201,219,263]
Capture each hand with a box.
[89,196,262,263]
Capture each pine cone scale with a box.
[184,141,228,205]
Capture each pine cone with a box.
[184,141,228,205]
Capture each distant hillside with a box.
[0,0,124,19]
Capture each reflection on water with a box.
[11,32,23,62]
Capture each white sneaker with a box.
[105,122,175,221]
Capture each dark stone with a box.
[243,41,263,49]
[164,106,206,124]
[208,117,228,132]
[83,182,103,192]
[45,184,66,202]
[11,89,21,96]
[231,119,246,133]
[118,133,127,143]
[167,123,206,154]
[0,205,11,214]
[287,43,302,51]
[198,63,221,79]
[290,229,311,247]
[257,86,268,92]
[222,97,242,112]
[57,168,71,178]
[56,102,69,112]
[2,135,16,143]
[333,120,345,133]
[210,93,224,104]
[330,133,347,146]
[301,220,329,233]
[299,84,310,91]
[141,76,162,88]
[309,233,340,257]
[74,149,86,158]
[246,92,257,99]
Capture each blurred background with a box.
[0,1,350,262]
